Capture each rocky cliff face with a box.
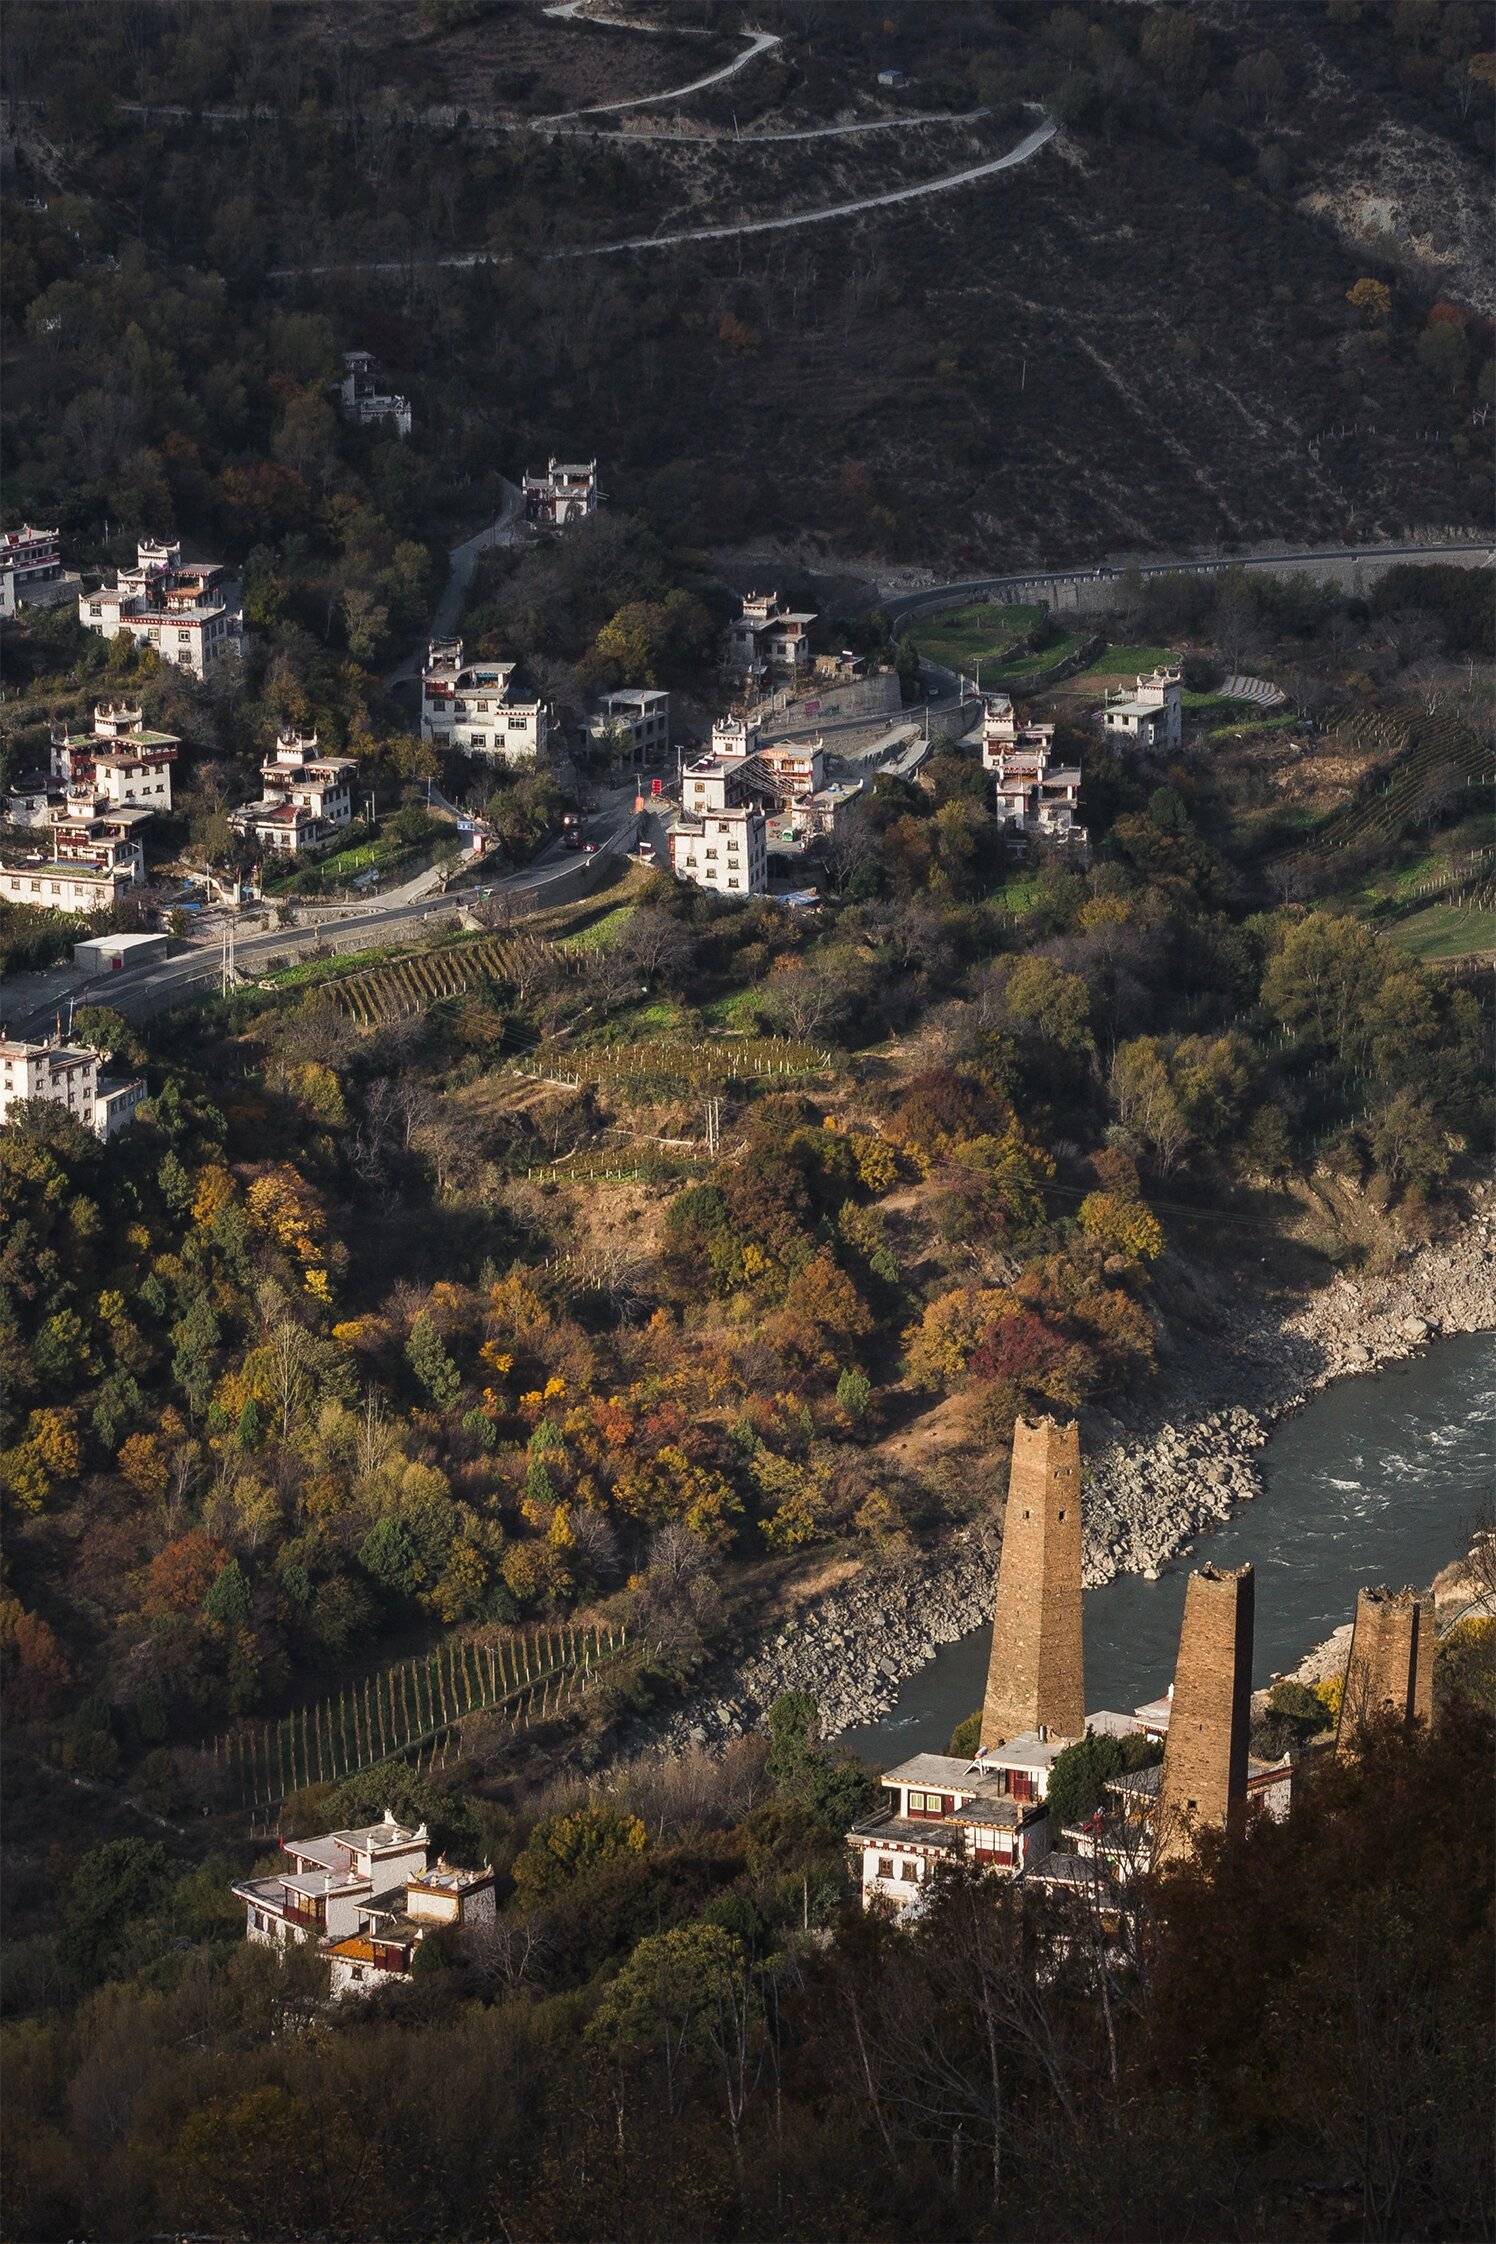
[644,1198,1496,1753]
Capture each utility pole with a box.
[220,919,238,997]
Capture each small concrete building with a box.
[339,350,411,437]
[74,929,171,976]
[589,687,670,762]
[1101,666,1182,754]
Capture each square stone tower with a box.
[1156,1563,1254,1864]
[980,1416,1085,1750]
[1336,1585,1434,1751]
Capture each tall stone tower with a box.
[1156,1563,1254,1864]
[980,1416,1085,1750]
[1336,1585,1434,1752]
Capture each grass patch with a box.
[1073,643,1179,681]
[909,602,1046,674]
[558,901,637,953]
[992,631,1084,680]
[701,986,761,1028]
[1388,905,1496,960]
[256,944,401,989]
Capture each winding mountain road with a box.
[881,538,1496,623]
[542,26,781,120]
[268,117,1057,277]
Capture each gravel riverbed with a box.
[644,1200,1496,1753]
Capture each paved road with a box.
[540,105,994,144]
[385,478,522,689]
[5,802,638,1040]
[543,27,781,121]
[269,117,1057,276]
[881,538,1496,623]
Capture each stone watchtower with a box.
[1156,1563,1255,1865]
[980,1417,1085,1751]
[1336,1585,1433,1752]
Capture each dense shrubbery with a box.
[2,1700,1489,2242]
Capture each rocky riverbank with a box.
[644,1197,1495,1754]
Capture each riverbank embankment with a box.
[648,1197,1496,1751]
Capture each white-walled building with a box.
[52,703,179,814]
[589,687,670,762]
[231,730,357,857]
[727,590,817,685]
[1,524,75,618]
[523,457,597,527]
[979,692,1086,852]
[850,1739,1062,1914]
[0,1038,145,1140]
[339,350,412,437]
[78,538,242,680]
[682,722,859,857]
[74,929,171,976]
[0,857,136,914]
[669,801,767,897]
[420,639,549,761]
[1101,665,1182,754]
[232,1813,494,1998]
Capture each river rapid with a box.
[840,1328,1494,1762]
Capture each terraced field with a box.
[1283,707,1492,881]
[517,1033,834,1091]
[328,933,558,1023]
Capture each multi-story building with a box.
[231,729,357,857]
[0,1038,145,1140]
[232,1812,494,1999]
[0,524,75,618]
[669,800,768,896]
[420,640,550,761]
[47,798,151,885]
[683,719,860,858]
[588,687,670,763]
[51,703,179,813]
[727,590,817,685]
[523,457,597,527]
[1101,665,1182,754]
[669,745,768,893]
[979,693,1086,851]
[339,350,412,437]
[850,1737,1063,1913]
[78,538,243,680]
